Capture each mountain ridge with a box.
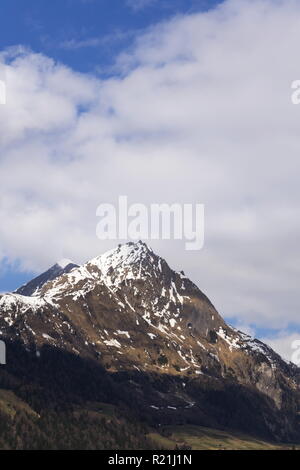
[0,240,299,444]
[15,260,79,297]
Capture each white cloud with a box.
[262,332,300,365]
[0,0,300,337]
[126,0,158,12]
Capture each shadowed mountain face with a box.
[0,241,300,447]
[15,260,79,297]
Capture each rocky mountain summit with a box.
[0,241,299,445]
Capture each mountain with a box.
[0,241,299,449]
[15,259,78,296]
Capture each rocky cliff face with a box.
[0,241,299,442]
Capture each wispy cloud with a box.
[126,0,158,12]
[61,37,103,50]
[60,30,135,51]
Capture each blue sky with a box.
[1,0,220,75]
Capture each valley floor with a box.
[149,425,300,450]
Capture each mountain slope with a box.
[0,241,299,446]
[15,260,78,296]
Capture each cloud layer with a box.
[1,1,300,347]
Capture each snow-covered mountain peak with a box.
[87,241,157,283]
[34,242,157,301]
[90,241,152,268]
